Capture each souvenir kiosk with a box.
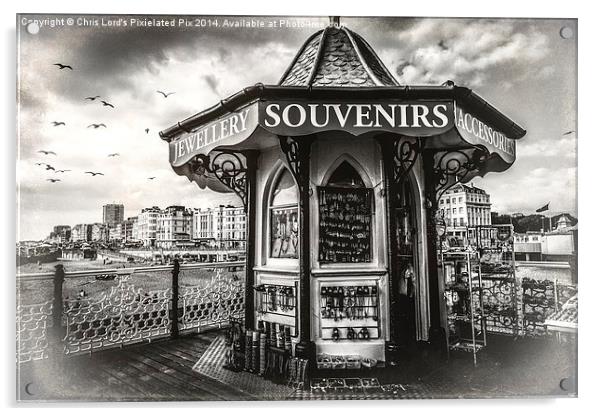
[159,17,526,370]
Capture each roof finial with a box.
[329,16,340,27]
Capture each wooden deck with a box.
[17,329,256,401]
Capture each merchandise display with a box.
[319,284,380,341]
[442,249,486,365]
[318,187,372,263]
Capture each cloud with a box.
[16,16,577,239]
[385,19,551,87]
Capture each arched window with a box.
[269,168,299,259]
[318,161,372,263]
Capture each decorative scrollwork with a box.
[178,267,245,332]
[278,135,314,195]
[477,277,519,335]
[62,275,172,355]
[17,300,53,363]
[393,137,424,184]
[521,278,556,337]
[433,148,488,203]
[189,151,249,208]
[211,151,249,207]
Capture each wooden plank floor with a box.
[17,329,255,402]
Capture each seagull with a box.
[84,171,104,176]
[101,100,115,108]
[55,169,71,173]
[38,150,56,156]
[87,123,107,129]
[53,63,73,70]
[563,130,575,136]
[148,177,156,180]
[156,90,175,98]
[35,163,55,170]
[145,128,150,134]
[85,96,101,101]
[108,153,120,157]
[51,121,66,126]
[46,178,61,183]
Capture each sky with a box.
[16,15,577,241]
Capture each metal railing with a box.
[473,275,577,337]
[16,260,245,363]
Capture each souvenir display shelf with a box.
[470,224,519,337]
[442,248,486,365]
[319,284,380,341]
[255,283,297,337]
[318,186,373,264]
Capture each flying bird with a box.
[145,128,150,134]
[53,63,73,70]
[38,150,56,156]
[87,123,107,129]
[55,169,71,173]
[101,100,115,108]
[438,40,449,50]
[85,171,104,176]
[148,177,156,180]
[51,121,66,126]
[36,163,55,171]
[156,90,176,98]
[108,153,120,157]
[563,130,575,136]
[46,178,61,183]
[35,163,53,169]
[85,96,101,101]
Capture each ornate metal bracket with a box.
[278,135,315,195]
[189,150,250,209]
[432,148,488,204]
[393,137,425,186]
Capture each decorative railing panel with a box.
[477,276,519,336]
[63,274,172,355]
[178,266,245,332]
[521,278,556,336]
[16,261,246,363]
[17,300,53,363]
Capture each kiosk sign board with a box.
[168,99,517,167]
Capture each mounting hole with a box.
[559,377,574,392]
[560,26,574,39]
[26,22,40,35]
[24,382,36,396]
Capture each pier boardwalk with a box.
[17,330,254,401]
[17,329,576,401]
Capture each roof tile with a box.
[280,25,399,88]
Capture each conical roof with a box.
[279,23,399,87]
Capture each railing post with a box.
[171,259,180,339]
[51,264,65,356]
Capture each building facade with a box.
[136,206,161,247]
[48,225,71,244]
[440,183,492,239]
[71,224,91,242]
[156,205,193,248]
[192,208,215,243]
[102,203,125,226]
